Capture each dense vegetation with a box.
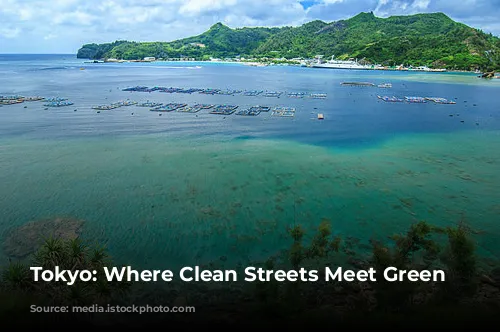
[77,12,500,71]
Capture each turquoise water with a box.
[1,55,499,269]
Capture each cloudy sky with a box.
[1,0,499,53]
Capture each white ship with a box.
[311,55,369,70]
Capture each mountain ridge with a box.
[77,12,500,71]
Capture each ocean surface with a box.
[1,54,499,269]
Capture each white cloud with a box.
[0,0,498,53]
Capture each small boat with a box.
[317,113,324,120]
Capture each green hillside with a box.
[77,12,500,71]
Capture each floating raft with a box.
[0,99,23,105]
[22,96,45,101]
[112,100,137,107]
[44,101,73,107]
[310,93,327,99]
[92,104,119,110]
[243,90,263,96]
[177,106,202,113]
[235,106,267,116]
[272,107,295,117]
[341,82,376,87]
[199,88,220,95]
[122,86,149,92]
[150,103,187,112]
[405,96,427,103]
[288,92,306,98]
[0,95,24,100]
[193,104,214,109]
[377,95,404,102]
[45,97,68,102]
[137,101,163,107]
[425,97,456,104]
[210,105,238,115]
[263,91,282,97]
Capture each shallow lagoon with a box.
[0,55,499,269]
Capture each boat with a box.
[317,113,324,120]
[177,106,201,113]
[378,83,392,88]
[310,93,327,99]
[271,107,295,117]
[311,55,370,70]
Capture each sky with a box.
[1,0,499,53]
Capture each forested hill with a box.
[77,12,500,71]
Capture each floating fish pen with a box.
[192,104,214,110]
[21,96,45,101]
[176,88,201,94]
[199,88,220,95]
[341,82,376,87]
[112,100,137,107]
[425,97,456,104]
[378,83,392,88]
[210,105,238,115]
[405,96,427,103]
[137,101,163,107]
[146,87,165,92]
[45,97,68,102]
[158,87,181,93]
[44,101,73,107]
[0,99,24,105]
[272,107,295,117]
[150,103,187,112]
[122,86,149,92]
[310,93,327,99]
[235,106,264,116]
[288,92,306,98]
[250,105,271,112]
[263,91,282,97]
[177,106,203,113]
[243,90,263,96]
[377,95,404,102]
[92,104,120,110]
[0,95,24,100]
[217,89,242,95]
